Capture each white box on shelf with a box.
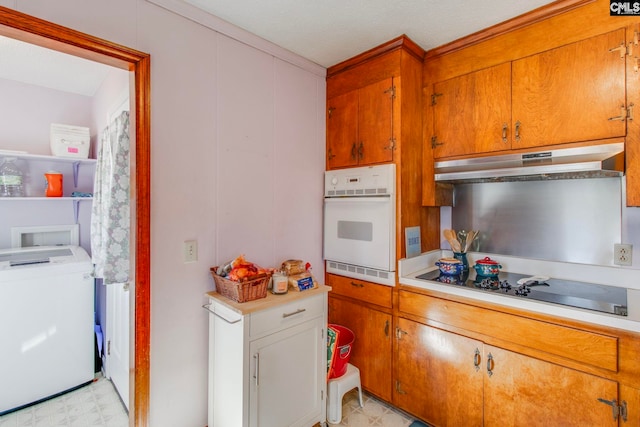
[50,124,90,159]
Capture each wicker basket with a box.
[210,267,270,303]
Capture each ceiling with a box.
[0,35,114,97]
[182,0,557,67]
[0,0,556,95]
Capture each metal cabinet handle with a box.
[514,121,521,142]
[473,348,481,372]
[282,308,306,318]
[501,123,508,143]
[395,380,407,395]
[486,352,494,377]
[350,281,364,288]
[384,320,389,337]
[253,353,259,386]
[351,142,357,160]
[358,141,364,160]
[202,304,241,324]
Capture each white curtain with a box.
[91,111,130,284]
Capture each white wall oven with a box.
[323,164,396,286]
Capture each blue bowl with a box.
[436,259,465,276]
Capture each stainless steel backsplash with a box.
[451,178,622,265]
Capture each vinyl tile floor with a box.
[0,375,128,427]
[328,389,415,427]
[0,377,414,427]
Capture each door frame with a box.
[0,6,151,426]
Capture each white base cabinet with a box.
[207,288,328,427]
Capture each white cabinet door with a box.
[249,317,324,427]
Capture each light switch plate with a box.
[184,240,198,263]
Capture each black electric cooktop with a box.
[415,270,628,317]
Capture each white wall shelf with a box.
[0,152,96,188]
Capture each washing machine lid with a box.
[0,245,89,269]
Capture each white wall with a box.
[0,78,92,154]
[2,1,327,426]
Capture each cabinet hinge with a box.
[395,327,408,340]
[609,41,631,58]
[328,106,335,118]
[385,137,396,151]
[608,104,634,121]
[597,398,628,422]
[431,92,443,106]
[431,136,445,149]
[384,85,396,99]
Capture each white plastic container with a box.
[50,123,90,159]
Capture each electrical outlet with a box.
[614,243,632,266]
[184,240,198,263]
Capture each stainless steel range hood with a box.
[434,143,625,183]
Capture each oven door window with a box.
[323,196,394,271]
[337,220,373,241]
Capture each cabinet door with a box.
[394,318,483,426]
[512,29,626,149]
[358,78,395,165]
[328,296,392,401]
[327,90,358,169]
[432,63,511,158]
[483,345,618,427]
[249,317,323,427]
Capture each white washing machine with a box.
[0,245,94,414]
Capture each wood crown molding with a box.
[327,34,425,77]
[425,0,595,59]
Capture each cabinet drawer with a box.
[326,274,392,308]
[250,293,324,338]
[399,291,618,372]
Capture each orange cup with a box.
[45,171,63,197]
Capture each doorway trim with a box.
[0,6,151,426]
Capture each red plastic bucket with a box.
[328,324,354,379]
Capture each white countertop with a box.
[399,250,640,333]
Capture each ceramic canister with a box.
[44,171,63,197]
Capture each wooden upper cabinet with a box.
[429,29,628,159]
[432,63,512,158]
[512,29,627,149]
[358,78,395,165]
[327,90,358,168]
[327,77,395,169]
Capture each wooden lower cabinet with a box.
[328,296,392,401]
[394,317,483,426]
[395,317,620,426]
[483,345,618,427]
